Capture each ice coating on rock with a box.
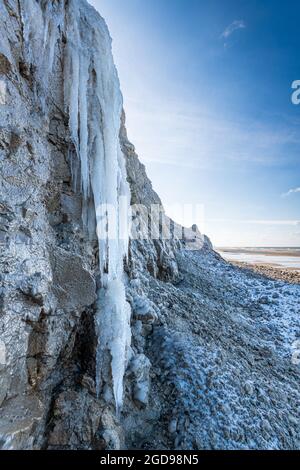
[21,0,64,79]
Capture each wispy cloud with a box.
[221,20,246,39]
[282,187,300,197]
[125,98,300,171]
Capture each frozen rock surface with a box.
[0,0,299,450]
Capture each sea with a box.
[217,247,300,270]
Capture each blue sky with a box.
[90,0,300,246]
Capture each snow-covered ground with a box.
[126,247,300,449]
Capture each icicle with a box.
[21,0,64,75]
[19,0,131,416]
[96,276,131,416]
[78,54,90,199]
[20,0,65,109]
[64,0,131,413]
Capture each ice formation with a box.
[63,0,131,413]
[21,0,64,81]
[21,0,131,413]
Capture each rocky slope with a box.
[0,0,299,450]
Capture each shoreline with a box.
[231,261,300,284]
[218,248,300,257]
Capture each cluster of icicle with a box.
[64,0,132,414]
[21,0,65,97]
[21,0,131,414]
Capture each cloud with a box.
[221,20,246,39]
[125,98,300,171]
[282,187,300,197]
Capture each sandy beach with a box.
[231,261,300,284]
[217,247,300,283]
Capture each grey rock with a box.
[129,354,151,407]
[132,295,158,324]
[168,419,178,434]
[50,248,96,311]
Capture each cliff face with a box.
[0,0,299,451]
[0,0,99,448]
[0,0,183,449]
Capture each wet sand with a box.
[232,261,300,284]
